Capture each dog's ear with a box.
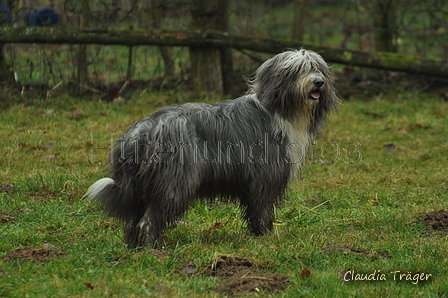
[250,51,303,119]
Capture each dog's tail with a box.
[83,178,132,220]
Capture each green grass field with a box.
[0,87,447,297]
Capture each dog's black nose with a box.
[313,78,324,88]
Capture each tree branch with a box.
[1,27,447,77]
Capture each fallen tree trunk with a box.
[1,27,447,78]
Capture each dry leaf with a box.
[69,110,81,120]
[113,96,125,104]
[363,112,384,119]
[206,222,222,232]
[383,144,401,151]
[153,284,165,291]
[300,268,311,279]
[40,141,54,149]
[37,152,61,159]
[413,124,431,130]
[180,260,195,275]
[84,282,95,290]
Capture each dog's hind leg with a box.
[240,195,275,236]
[124,217,140,247]
[125,207,166,248]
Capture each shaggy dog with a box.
[84,49,339,248]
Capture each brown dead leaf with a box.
[160,235,170,246]
[27,191,56,200]
[180,260,195,275]
[363,112,384,119]
[69,110,81,120]
[84,282,96,290]
[413,124,432,130]
[206,222,222,232]
[321,244,391,260]
[37,152,61,159]
[112,96,125,104]
[300,268,311,279]
[18,143,41,150]
[153,284,165,291]
[383,144,402,151]
[1,214,13,223]
[109,254,129,267]
[40,141,54,149]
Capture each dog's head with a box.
[247,49,339,134]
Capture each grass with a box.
[0,87,447,297]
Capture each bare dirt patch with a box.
[414,209,448,236]
[3,246,68,262]
[109,249,172,267]
[0,182,14,193]
[321,244,391,260]
[148,249,172,259]
[0,210,15,224]
[205,255,291,296]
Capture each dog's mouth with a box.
[309,90,321,100]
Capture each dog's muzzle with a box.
[310,78,325,100]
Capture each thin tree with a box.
[77,0,90,86]
[145,0,175,79]
[372,0,398,52]
[189,0,231,94]
[292,0,306,42]
[0,0,14,83]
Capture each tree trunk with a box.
[0,0,15,84]
[215,0,232,94]
[372,0,397,52]
[292,0,306,41]
[190,47,225,93]
[189,0,230,94]
[77,0,90,86]
[0,28,447,78]
[0,44,15,84]
[150,0,175,79]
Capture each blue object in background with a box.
[26,7,60,27]
[1,2,12,25]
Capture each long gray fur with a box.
[84,49,339,248]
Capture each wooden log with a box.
[0,28,447,78]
